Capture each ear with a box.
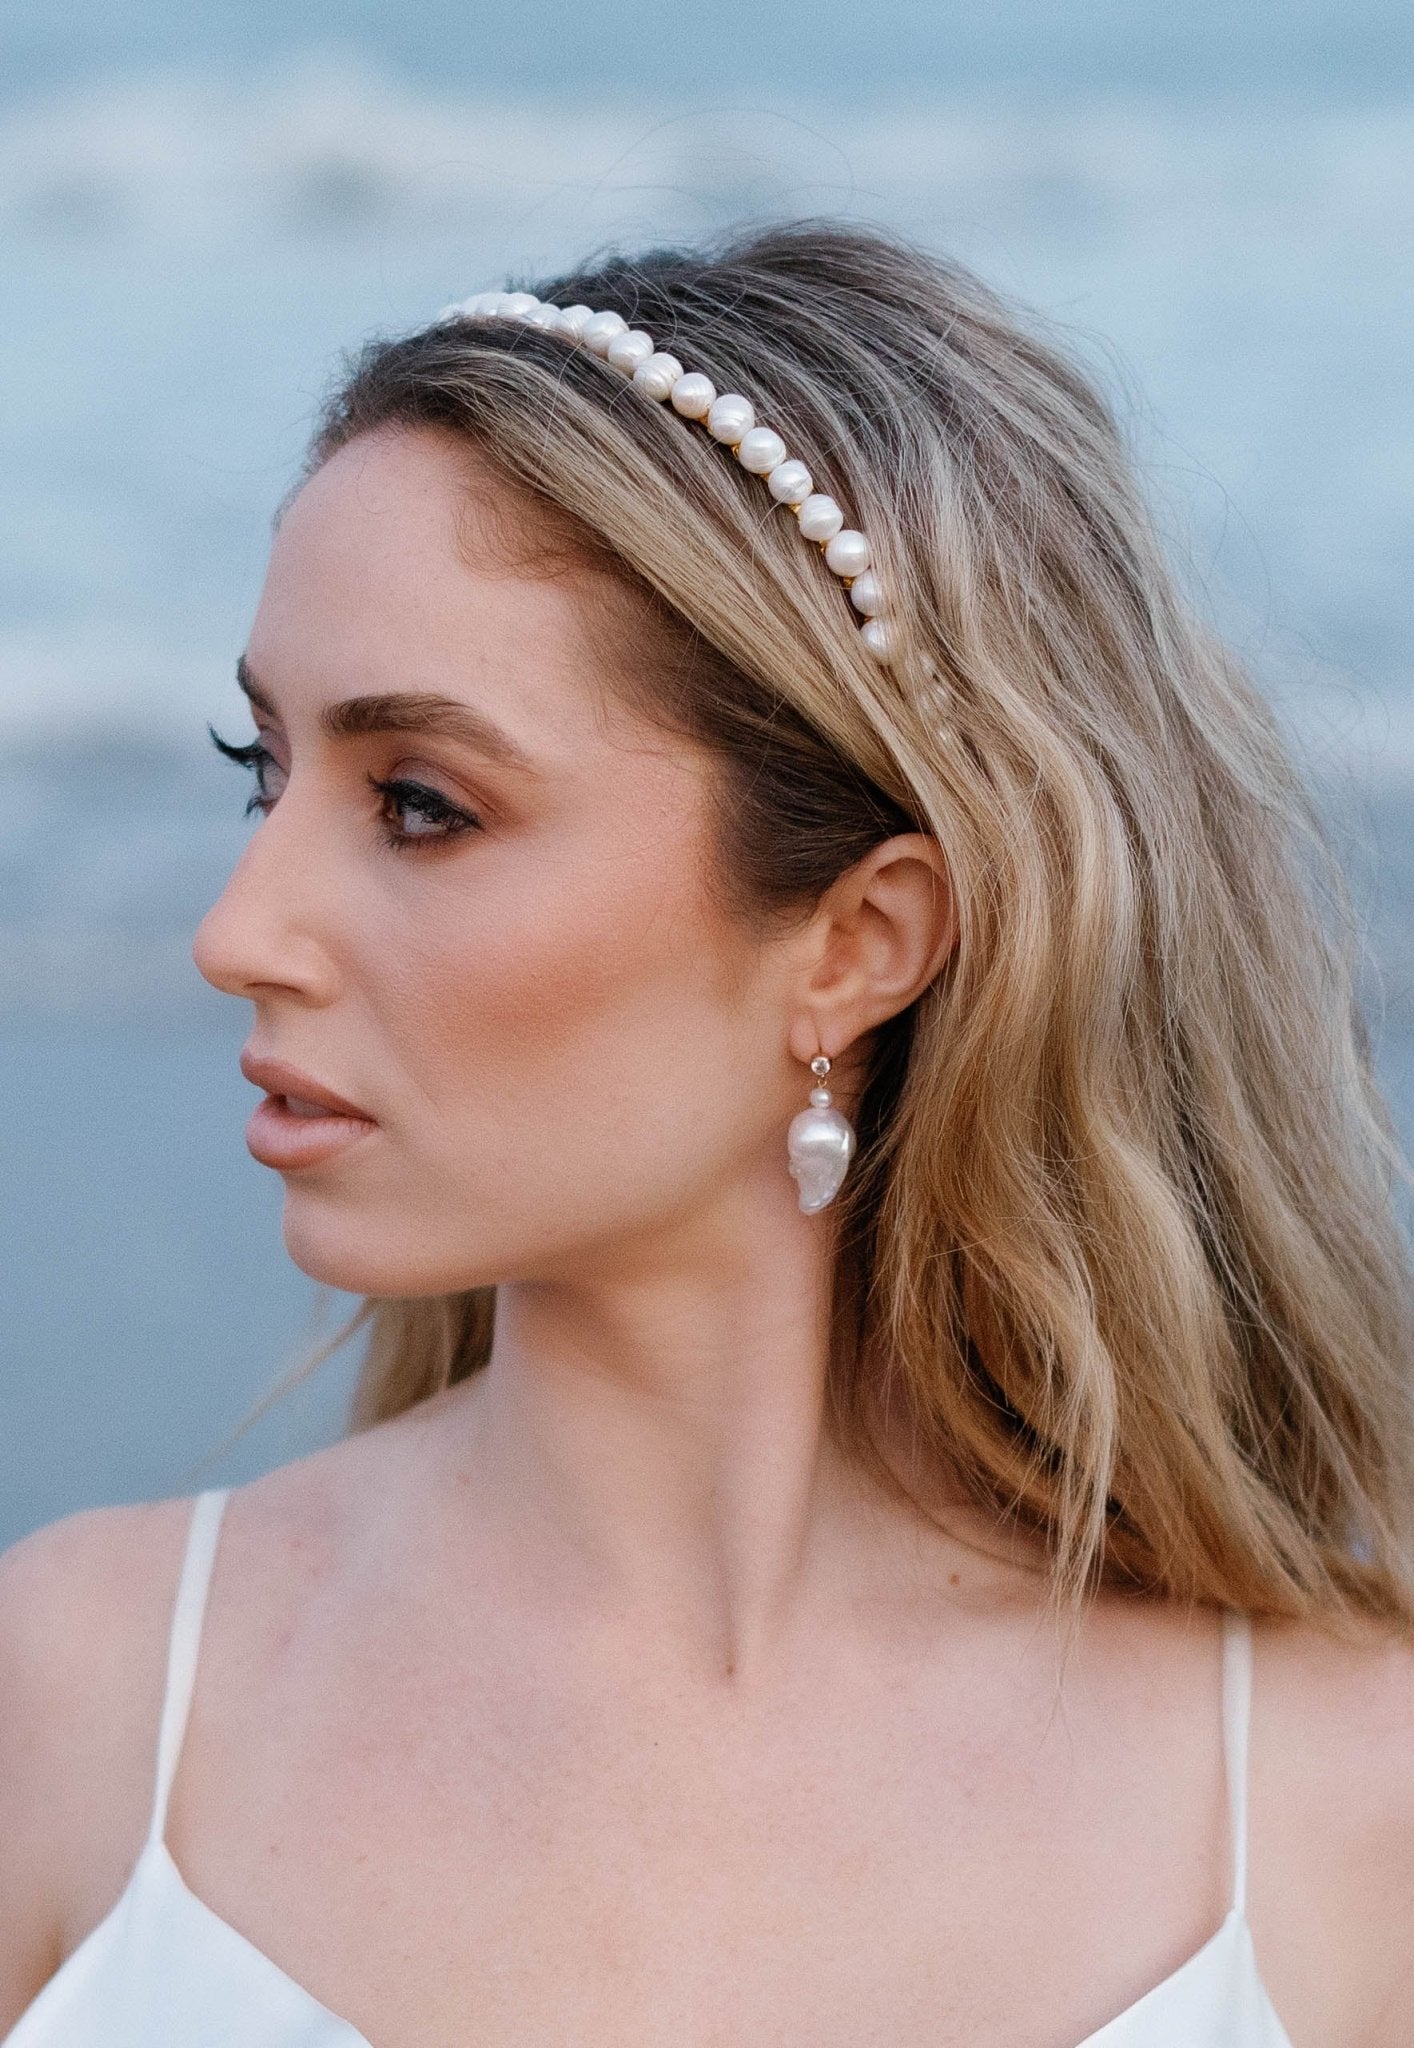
[786,832,957,1066]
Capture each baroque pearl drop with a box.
[797,494,844,543]
[633,352,684,401]
[824,529,870,577]
[581,310,629,356]
[787,1101,857,1213]
[706,393,755,444]
[767,458,813,504]
[556,304,595,337]
[736,427,788,474]
[848,570,883,616]
[607,329,656,375]
[861,618,892,658]
[522,301,563,330]
[501,292,540,317]
[670,372,716,419]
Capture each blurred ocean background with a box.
[3,0,1413,1545]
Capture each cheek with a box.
[362,821,764,1212]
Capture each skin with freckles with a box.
[2,423,1414,2048]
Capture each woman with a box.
[2,219,1413,2046]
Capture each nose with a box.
[191,794,341,1005]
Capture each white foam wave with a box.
[3,61,1413,247]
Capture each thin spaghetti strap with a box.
[1220,1606,1252,1917]
[146,1487,230,1848]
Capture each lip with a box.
[239,1050,379,1170]
[239,1052,374,1119]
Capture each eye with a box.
[365,774,483,850]
[208,726,483,848]
[209,726,280,816]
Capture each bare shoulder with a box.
[0,1495,196,2027]
[1257,1604,1414,1816]
[0,1456,354,1905]
[1252,1608,1414,2044]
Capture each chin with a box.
[279,1205,420,1298]
[277,1200,492,1299]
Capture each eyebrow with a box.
[235,655,539,775]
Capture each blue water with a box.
[6,0,1414,102]
[3,11,1413,1542]
[0,1014,363,1548]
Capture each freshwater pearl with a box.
[824,529,870,577]
[848,570,883,615]
[767,458,812,504]
[736,427,788,474]
[582,310,629,356]
[797,494,844,543]
[606,329,656,374]
[670,372,716,419]
[432,287,889,651]
[633,352,684,401]
[706,393,755,443]
[786,1102,857,1213]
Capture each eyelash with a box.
[207,728,483,851]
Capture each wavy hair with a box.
[268,218,1414,1631]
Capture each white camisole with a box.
[5,1486,1296,2046]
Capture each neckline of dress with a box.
[53,1832,1278,2048]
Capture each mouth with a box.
[239,1050,374,1121]
[281,1092,356,1120]
[239,1050,379,1170]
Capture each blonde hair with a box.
[289,217,1414,1631]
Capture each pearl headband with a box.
[435,288,891,660]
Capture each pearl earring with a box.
[786,1053,857,1214]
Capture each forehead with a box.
[250,426,625,756]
